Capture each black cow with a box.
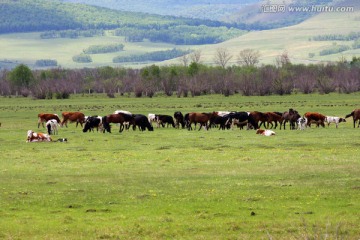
[133,114,154,131]
[174,111,185,129]
[156,114,175,128]
[83,116,102,133]
[228,111,258,130]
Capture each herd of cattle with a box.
[26,108,360,142]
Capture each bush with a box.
[35,59,58,67]
[72,54,92,63]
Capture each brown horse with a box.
[249,111,267,129]
[188,112,218,130]
[345,109,360,128]
[102,113,135,133]
[264,112,283,129]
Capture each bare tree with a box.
[190,50,202,63]
[179,54,190,67]
[214,47,233,68]
[237,49,261,66]
[276,50,291,67]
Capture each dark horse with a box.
[282,108,300,130]
[187,112,218,131]
[345,109,360,128]
[102,113,135,133]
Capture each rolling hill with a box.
[0,0,359,69]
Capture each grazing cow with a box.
[148,113,159,127]
[133,114,154,131]
[227,111,258,130]
[37,113,60,128]
[174,111,185,129]
[46,119,60,135]
[187,112,218,131]
[61,112,85,128]
[83,116,103,132]
[215,111,231,117]
[325,116,346,128]
[103,113,135,133]
[297,117,307,130]
[282,109,301,130]
[304,112,326,128]
[156,114,175,128]
[345,109,360,128]
[26,130,52,142]
[256,129,276,136]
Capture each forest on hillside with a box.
[0,0,256,46]
[1,56,359,99]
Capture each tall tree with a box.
[237,49,260,66]
[9,64,34,89]
[214,47,232,68]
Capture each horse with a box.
[174,111,185,129]
[102,113,135,133]
[345,109,360,128]
[282,109,301,130]
[264,112,283,129]
[187,112,218,131]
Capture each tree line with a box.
[1,56,359,99]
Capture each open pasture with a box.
[0,93,359,239]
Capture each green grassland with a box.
[0,93,359,239]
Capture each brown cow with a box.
[188,112,217,131]
[345,109,360,128]
[37,113,61,128]
[304,112,326,128]
[61,111,85,128]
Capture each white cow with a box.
[325,116,346,128]
[46,119,60,135]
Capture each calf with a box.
[46,119,60,135]
[256,129,276,136]
[325,116,346,128]
[26,130,52,142]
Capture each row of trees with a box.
[1,56,360,99]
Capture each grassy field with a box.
[0,93,360,239]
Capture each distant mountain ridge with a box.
[61,0,260,21]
